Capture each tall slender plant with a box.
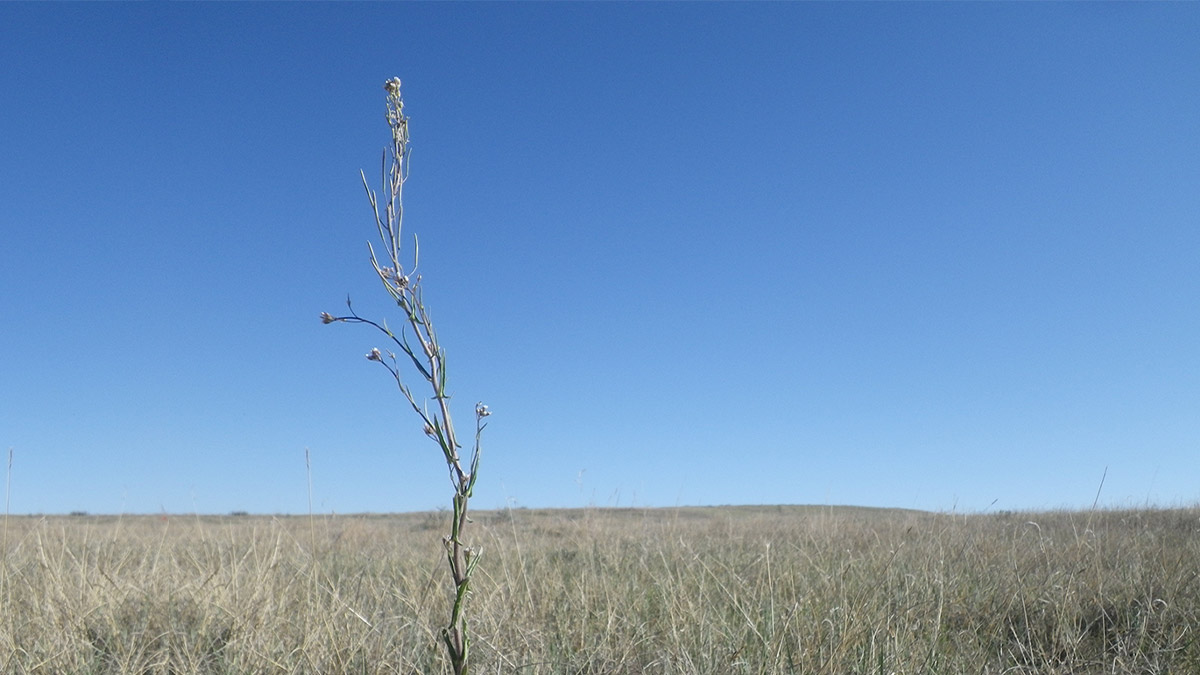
[322,77,488,675]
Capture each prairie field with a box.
[1,505,1197,674]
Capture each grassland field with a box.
[1,504,1197,674]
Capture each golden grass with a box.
[1,505,1197,673]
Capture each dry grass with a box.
[1,505,1197,673]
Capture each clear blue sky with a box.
[2,4,1197,515]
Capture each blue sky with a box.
[2,4,1198,515]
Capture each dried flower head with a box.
[320,312,336,324]
[476,403,491,418]
[384,77,402,95]
[380,267,409,288]
[366,348,383,362]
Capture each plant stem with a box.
[324,77,488,675]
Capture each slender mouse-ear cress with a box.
[322,77,488,675]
